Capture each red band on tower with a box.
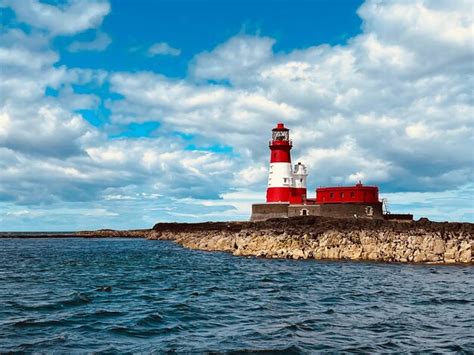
[269,122,292,163]
[266,122,304,203]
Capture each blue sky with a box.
[0,0,473,231]
[59,0,363,72]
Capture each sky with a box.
[0,0,473,231]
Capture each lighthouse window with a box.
[340,192,345,198]
[351,192,355,198]
[272,130,289,141]
[300,179,303,183]
[329,193,334,199]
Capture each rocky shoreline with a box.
[0,230,148,239]
[3,217,472,264]
[150,217,473,264]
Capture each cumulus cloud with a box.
[0,0,473,229]
[0,9,233,214]
[147,42,181,57]
[68,31,112,52]
[0,29,57,72]
[3,0,110,35]
[108,71,302,163]
[0,134,236,207]
[0,27,105,160]
[0,36,237,207]
[109,0,474,199]
[0,107,92,158]
[190,35,275,83]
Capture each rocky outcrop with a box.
[150,217,473,264]
[0,230,153,239]
[76,229,154,238]
[9,217,471,264]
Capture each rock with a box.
[367,251,379,260]
[292,249,305,259]
[458,241,472,263]
[148,216,473,264]
[413,251,426,263]
[96,286,112,292]
[432,239,445,255]
[444,240,458,263]
[418,217,430,224]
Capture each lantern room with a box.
[270,123,291,145]
[269,122,292,165]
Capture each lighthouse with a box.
[251,122,394,222]
[266,123,307,204]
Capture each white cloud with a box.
[358,1,473,47]
[0,112,10,138]
[357,33,415,71]
[147,42,181,57]
[357,0,474,77]
[4,0,110,35]
[381,183,474,222]
[190,35,275,83]
[109,0,473,199]
[0,105,93,158]
[233,165,267,188]
[108,71,301,159]
[0,30,58,73]
[0,0,473,229]
[405,122,437,140]
[68,31,112,52]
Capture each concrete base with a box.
[250,203,289,222]
[251,202,384,221]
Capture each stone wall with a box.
[318,202,384,220]
[253,202,384,221]
[250,203,289,221]
[288,205,321,217]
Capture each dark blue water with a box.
[1,238,473,353]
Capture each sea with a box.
[0,238,473,353]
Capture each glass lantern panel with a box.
[272,130,289,141]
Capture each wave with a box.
[11,292,91,312]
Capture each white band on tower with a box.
[268,162,293,188]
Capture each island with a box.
[2,216,472,264]
[148,216,472,264]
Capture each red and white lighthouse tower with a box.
[266,123,307,204]
[251,121,396,222]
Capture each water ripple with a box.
[0,238,473,353]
